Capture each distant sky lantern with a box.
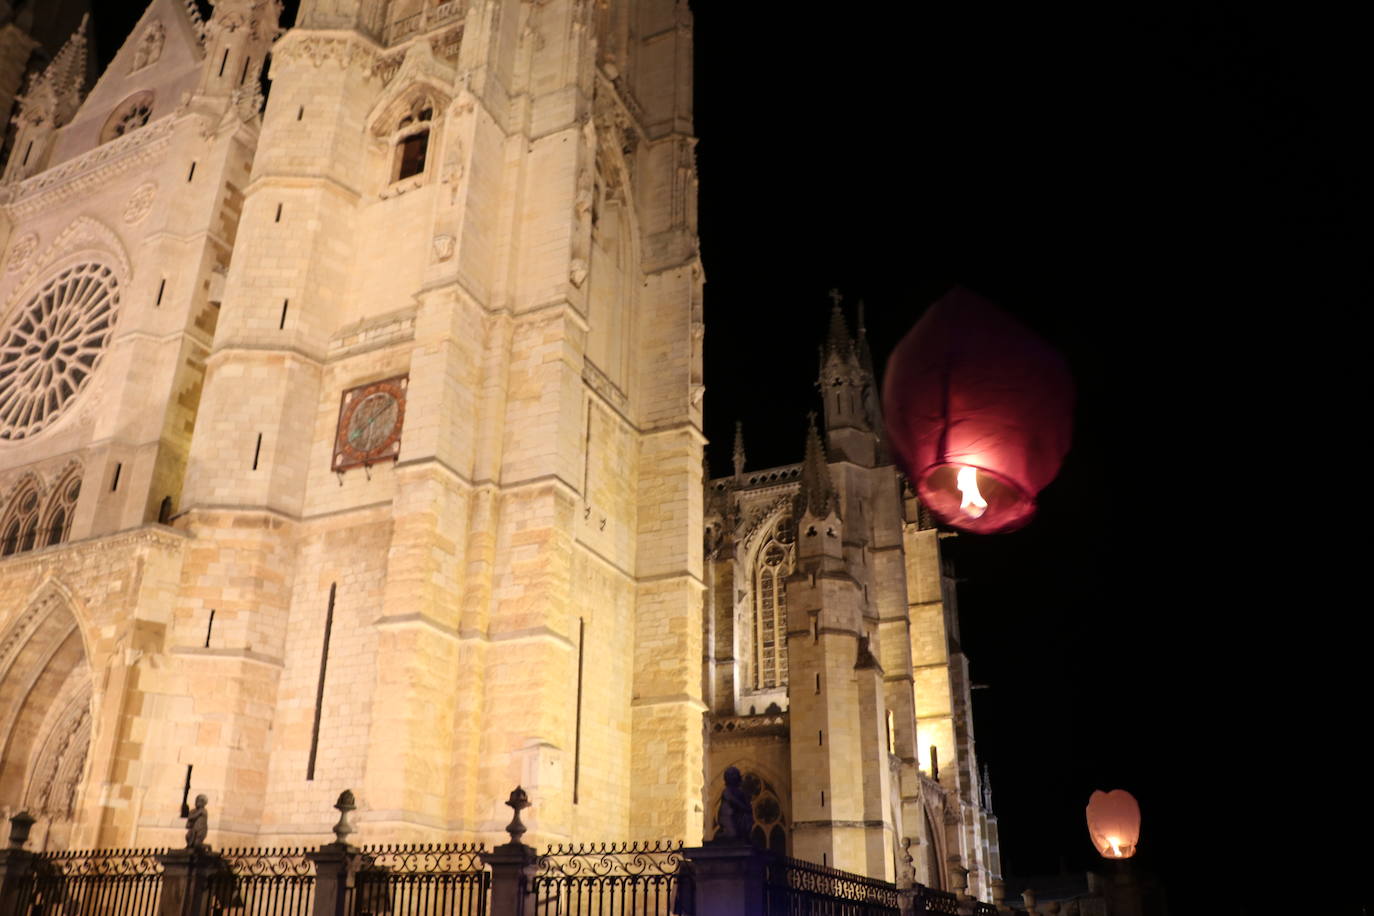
[1085,789,1141,859]
[882,288,1074,534]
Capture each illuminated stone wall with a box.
[0,0,702,851]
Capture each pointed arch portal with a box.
[0,589,94,850]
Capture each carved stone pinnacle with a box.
[504,786,530,844]
[332,789,356,845]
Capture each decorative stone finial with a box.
[332,790,356,845]
[731,421,746,479]
[504,786,530,844]
[8,811,34,849]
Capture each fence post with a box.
[678,841,771,916]
[158,849,225,916]
[480,788,539,916]
[0,813,37,916]
[309,791,362,916]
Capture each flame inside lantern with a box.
[955,467,987,519]
[1085,790,1140,860]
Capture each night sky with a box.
[83,2,1363,911]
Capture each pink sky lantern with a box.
[882,288,1074,534]
[1085,789,1141,859]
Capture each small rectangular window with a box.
[111,463,122,491]
[155,278,166,306]
[395,130,430,181]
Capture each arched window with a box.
[753,516,796,689]
[391,98,435,182]
[43,470,81,547]
[1,483,41,556]
[100,91,155,144]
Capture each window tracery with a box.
[43,469,81,547]
[391,96,435,182]
[753,516,795,690]
[0,464,82,558]
[1,483,41,556]
[101,91,155,144]
[0,262,120,440]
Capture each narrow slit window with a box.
[239,56,252,85]
[218,49,228,77]
[297,106,304,121]
[279,300,289,329]
[252,433,262,469]
[274,203,282,223]
[21,140,32,166]
[155,278,166,306]
[187,161,196,182]
[204,609,215,647]
[306,584,337,780]
[111,463,122,491]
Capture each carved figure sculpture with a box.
[185,794,208,849]
[714,766,754,841]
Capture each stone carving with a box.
[131,23,165,71]
[432,234,455,261]
[569,257,588,288]
[332,790,356,845]
[185,794,208,849]
[124,182,157,223]
[6,234,37,273]
[712,766,754,841]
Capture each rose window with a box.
[113,103,152,138]
[0,263,120,440]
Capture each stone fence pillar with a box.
[0,813,37,916]
[309,791,363,916]
[157,849,228,916]
[678,841,771,916]
[480,788,538,916]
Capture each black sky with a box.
[85,2,1365,910]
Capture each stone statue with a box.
[185,794,208,850]
[713,766,754,841]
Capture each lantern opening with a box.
[955,466,987,519]
[1085,789,1141,861]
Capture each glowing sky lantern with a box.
[1085,789,1141,859]
[882,288,1075,534]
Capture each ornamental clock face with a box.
[332,375,407,471]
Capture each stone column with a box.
[0,813,37,916]
[480,788,538,916]
[679,842,771,916]
[157,850,227,916]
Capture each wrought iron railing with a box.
[764,855,900,916]
[21,849,165,916]
[353,844,489,916]
[532,842,688,916]
[196,848,317,916]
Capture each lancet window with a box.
[1,482,41,556]
[391,97,435,182]
[753,516,796,689]
[43,470,81,547]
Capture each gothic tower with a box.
[702,302,1002,899]
[0,0,702,849]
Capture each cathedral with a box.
[0,0,999,900]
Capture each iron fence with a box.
[532,842,688,916]
[195,848,317,916]
[353,844,488,916]
[22,849,165,916]
[764,856,899,916]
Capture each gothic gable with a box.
[47,0,206,168]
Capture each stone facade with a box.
[702,304,1002,900]
[0,0,702,855]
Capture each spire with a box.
[10,13,88,131]
[43,13,88,98]
[854,299,875,378]
[798,412,839,520]
[824,289,854,363]
[731,420,746,479]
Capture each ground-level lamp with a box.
[882,288,1075,535]
[1085,789,1141,859]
